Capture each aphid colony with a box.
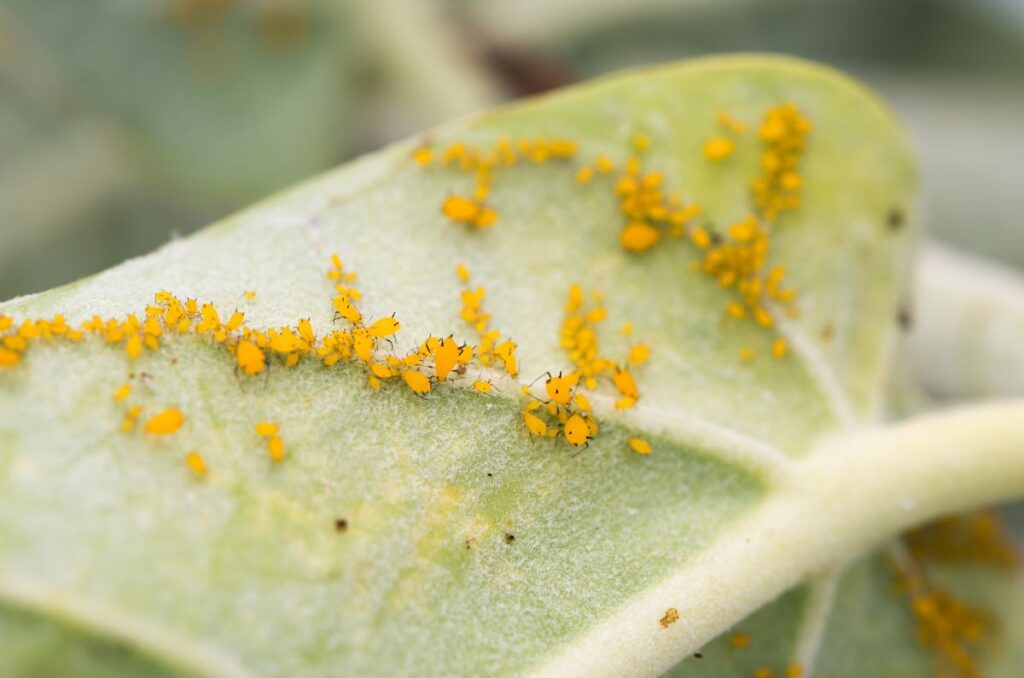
[414,102,811,363]
[414,136,579,230]
[1,249,653,479]
[888,510,1019,678]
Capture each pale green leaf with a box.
[2,55,1022,678]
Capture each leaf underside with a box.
[7,55,1014,678]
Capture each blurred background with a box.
[0,0,1021,301]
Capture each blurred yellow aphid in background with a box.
[145,407,185,435]
[113,383,132,402]
[186,451,208,476]
[628,437,652,455]
[628,342,651,365]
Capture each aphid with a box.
[455,263,471,283]
[401,370,431,395]
[243,290,257,301]
[113,383,132,402]
[333,296,362,325]
[352,328,375,363]
[631,133,651,152]
[575,166,595,184]
[620,222,661,252]
[785,664,804,678]
[522,410,547,438]
[144,407,185,435]
[186,451,208,476]
[703,137,735,161]
[412,147,433,166]
[772,337,788,360]
[236,338,266,375]
[574,392,592,412]
[434,336,459,381]
[442,195,480,222]
[562,413,591,447]
[612,367,639,400]
[255,423,278,438]
[545,371,579,406]
[753,668,773,678]
[368,375,381,390]
[297,318,315,343]
[368,316,400,338]
[0,348,21,368]
[627,342,650,365]
[268,435,285,463]
[472,380,492,394]
[628,437,652,455]
[121,405,142,433]
[729,632,751,649]
[739,347,756,362]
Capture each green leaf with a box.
[2,55,1022,677]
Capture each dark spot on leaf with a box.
[693,652,703,659]
[504,532,515,544]
[897,306,914,331]
[486,472,493,477]
[888,208,905,231]
[334,519,348,533]
[821,324,835,342]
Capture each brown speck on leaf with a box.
[820,324,835,342]
[888,208,905,231]
[693,652,703,659]
[659,607,679,628]
[897,306,914,331]
[504,532,515,544]
[334,519,348,533]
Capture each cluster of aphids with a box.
[415,102,812,363]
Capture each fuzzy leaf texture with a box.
[2,56,1023,678]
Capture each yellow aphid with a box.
[412,147,433,166]
[473,380,492,394]
[297,318,315,343]
[442,195,480,222]
[255,422,278,437]
[620,222,662,252]
[726,301,746,319]
[0,348,20,368]
[772,337,789,360]
[620,322,633,336]
[690,226,711,250]
[473,207,498,229]
[368,375,381,390]
[754,306,774,327]
[401,370,431,395]
[186,451,208,476]
[457,344,474,364]
[595,155,615,173]
[575,166,595,184]
[563,414,590,447]
[522,410,547,438]
[615,396,636,410]
[545,372,579,406]
[628,437,652,455]
[574,392,592,412]
[243,290,257,301]
[125,333,143,358]
[612,367,639,400]
[121,405,142,433]
[753,668,773,678]
[703,137,735,161]
[268,435,285,463]
[729,632,751,649]
[739,347,756,362]
[434,336,459,381]
[333,296,362,325]
[455,263,471,283]
[631,133,651,152]
[785,664,804,678]
[352,329,375,363]
[113,383,132,402]
[369,362,393,379]
[368,316,400,338]
[145,407,185,435]
[237,338,266,375]
[627,342,651,365]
